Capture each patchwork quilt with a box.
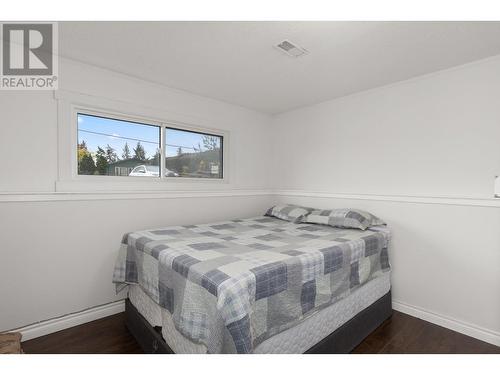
[113,216,391,353]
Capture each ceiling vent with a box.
[275,40,308,58]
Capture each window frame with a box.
[73,107,163,181]
[163,125,224,180]
[64,104,228,188]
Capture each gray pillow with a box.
[265,204,314,224]
[304,208,385,230]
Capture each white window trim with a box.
[162,121,226,181]
[56,91,229,192]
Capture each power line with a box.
[78,129,158,145]
[78,128,199,150]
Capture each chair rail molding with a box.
[274,189,500,208]
[2,189,500,206]
[0,189,273,202]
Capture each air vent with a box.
[275,40,308,58]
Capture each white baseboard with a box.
[392,299,500,347]
[8,297,500,348]
[12,300,125,342]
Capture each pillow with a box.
[265,204,314,223]
[304,208,385,230]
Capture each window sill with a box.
[55,176,228,193]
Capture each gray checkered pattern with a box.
[113,215,390,353]
[179,312,210,341]
[265,204,314,224]
[305,208,386,230]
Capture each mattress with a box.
[128,271,391,354]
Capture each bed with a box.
[113,214,392,354]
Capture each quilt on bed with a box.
[113,216,391,353]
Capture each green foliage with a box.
[79,153,96,175]
[122,142,131,160]
[202,135,219,151]
[133,142,146,161]
[96,146,105,157]
[105,144,118,163]
[95,146,108,175]
[78,140,87,150]
[150,149,161,166]
[77,141,89,163]
[77,141,97,174]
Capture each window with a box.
[76,111,224,180]
[77,113,161,177]
[165,127,223,179]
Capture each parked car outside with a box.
[129,165,178,177]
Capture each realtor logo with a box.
[1,22,58,90]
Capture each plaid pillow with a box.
[265,204,314,224]
[304,208,385,230]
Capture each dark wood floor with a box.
[22,310,500,354]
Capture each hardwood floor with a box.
[352,311,500,354]
[23,313,142,354]
[22,310,500,354]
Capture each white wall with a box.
[0,58,274,331]
[271,56,500,345]
[0,91,58,193]
[272,56,500,198]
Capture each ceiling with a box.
[59,22,500,114]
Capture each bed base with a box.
[125,291,392,354]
